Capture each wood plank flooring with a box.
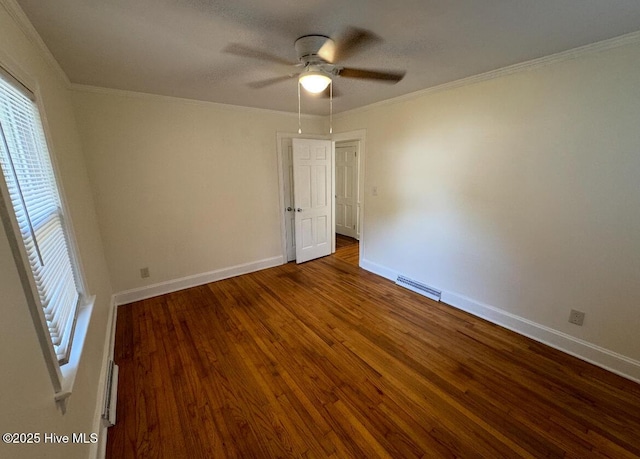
[334,234,359,266]
[107,239,640,458]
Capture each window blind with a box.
[0,71,80,364]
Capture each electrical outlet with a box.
[568,309,585,326]
[140,267,150,279]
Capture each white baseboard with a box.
[360,258,398,282]
[114,255,284,306]
[360,258,640,384]
[90,256,281,457]
[90,296,118,459]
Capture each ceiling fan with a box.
[224,27,406,95]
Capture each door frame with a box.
[276,132,331,263]
[331,129,366,266]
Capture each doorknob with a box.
[286,207,293,211]
[296,208,303,212]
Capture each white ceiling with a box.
[16,0,640,115]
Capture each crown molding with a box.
[70,83,326,120]
[335,29,640,119]
[0,0,71,87]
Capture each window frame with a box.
[0,60,94,404]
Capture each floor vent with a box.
[396,275,441,302]
[102,360,119,427]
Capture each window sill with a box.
[54,295,96,404]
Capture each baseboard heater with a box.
[102,360,119,427]
[396,275,442,302]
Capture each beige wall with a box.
[2,0,637,456]
[0,2,113,459]
[72,88,326,293]
[334,41,640,363]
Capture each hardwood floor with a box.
[336,234,358,249]
[334,234,359,266]
[107,240,640,458]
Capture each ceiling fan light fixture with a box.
[299,71,331,93]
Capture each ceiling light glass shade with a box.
[299,71,331,93]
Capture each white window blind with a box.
[0,70,80,364]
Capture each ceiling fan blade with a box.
[319,27,380,63]
[223,43,295,66]
[339,67,405,83]
[317,39,336,63]
[247,75,297,89]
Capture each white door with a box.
[293,138,333,263]
[281,138,296,262]
[335,141,359,238]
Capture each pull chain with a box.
[297,82,302,134]
[329,81,333,134]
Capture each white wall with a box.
[334,40,640,373]
[71,88,326,296]
[0,2,113,458]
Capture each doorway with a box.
[277,130,366,265]
[335,140,360,239]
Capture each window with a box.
[0,69,81,368]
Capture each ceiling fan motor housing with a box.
[295,35,333,64]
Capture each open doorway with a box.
[335,140,360,240]
[331,130,366,266]
[277,130,366,266]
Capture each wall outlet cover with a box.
[569,309,585,326]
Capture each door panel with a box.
[293,138,332,263]
[297,165,312,208]
[315,166,327,206]
[301,217,313,248]
[317,215,328,244]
